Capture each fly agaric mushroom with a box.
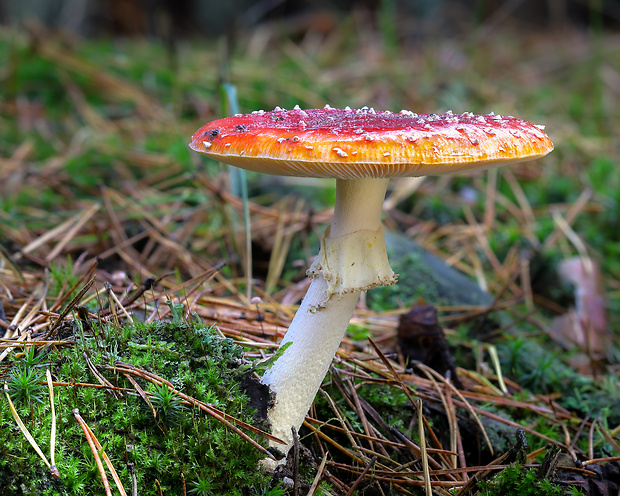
[189,105,553,464]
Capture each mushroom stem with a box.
[331,177,389,237]
[260,177,392,465]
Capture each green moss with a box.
[477,463,582,496]
[0,315,275,495]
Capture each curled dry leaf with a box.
[550,257,608,361]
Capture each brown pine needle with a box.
[72,408,127,496]
[346,455,378,496]
[123,372,157,418]
[303,420,366,465]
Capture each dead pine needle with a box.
[72,408,127,496]
[45,276,95,338]
[346,455,378,496]
[154,479,163,496]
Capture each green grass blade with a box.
[221,83,252,302]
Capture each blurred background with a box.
[1,0,620,38]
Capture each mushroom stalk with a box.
[260,178,393,462]
[331,177,388,237]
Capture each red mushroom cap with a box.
[190,106,553,179]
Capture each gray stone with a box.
[366,231,493,310]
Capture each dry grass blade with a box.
[416,400,433,496]
[596,421,620,455]
[543,188,593,251]
[81,420,128,496]
[443,380,462,477]
[552,210,591,261]
[412,364,457,471]
[326,460,468,488]
[105,283,134,323]
[4,383,55,476]
[46,369,59,478]
[114,276,158,310]
[463,206,505,279]
[328,459,545,483]
[0,332,30,363]
[366,338,417,406]
[49,259,98,313]
[307,452,329,496]
[265,198,305,295]
[582,456,620,466]
[27,21,164,119]
[45,203,101,262]
[84,352,123,400]
[486,344,508,395]
[346,377,377,455]
[305,416,412,451]
[320,388,366,461]
[50,381,132,392]
[5,281,48,338]
[0,244,24,283]
[502,168,536,228]
[4,287,41,339]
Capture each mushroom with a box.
[189,106,553,464]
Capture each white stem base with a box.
[261,277,359,467]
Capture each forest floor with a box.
[1,16,619,495]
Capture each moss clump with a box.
[477,463,582,496]
[0,314,274,495]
